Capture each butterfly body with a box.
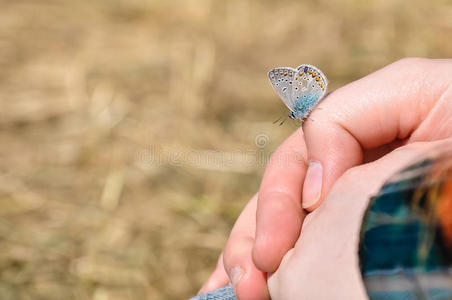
[268,64,328,121]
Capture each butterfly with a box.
[268,64,328,121]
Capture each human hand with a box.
[201,58,452,299]
[267,138,452,299]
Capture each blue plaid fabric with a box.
[189,285,237,300]
[359,153,452,300]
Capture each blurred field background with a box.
[0,0,451,299]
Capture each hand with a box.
[268,138,452,299]
[201,58,452,299]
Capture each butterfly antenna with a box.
[279,115,288,126]
[273,113,287,125]
[273,116,282,124]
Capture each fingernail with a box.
[302,161,323,209]
[230,266,243,288]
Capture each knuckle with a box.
[391,58,452,80]
[390,57,433,76]
[269,146,306,169]
[222,238,240,271]
[222,240,236,269]
[258,189,300,221]
[394,57,428,67]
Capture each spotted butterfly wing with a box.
[290,64,328,119]
[268,65,328,120]
[267,67,297,113]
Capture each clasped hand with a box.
[200,58,452,300]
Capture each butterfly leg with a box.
[279,115,288,126]
[273,115,283,124]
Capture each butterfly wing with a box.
[290,64,328,118]
[267,67,297,112]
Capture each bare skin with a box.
[200,58,452,300]
[268,138,452,299]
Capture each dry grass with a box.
[0,0,451,299]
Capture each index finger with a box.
[253,129,309,272]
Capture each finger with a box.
[223,194,270,300]
[302,58,452,211]
[198,253,229,294]
[254,130,308,272]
